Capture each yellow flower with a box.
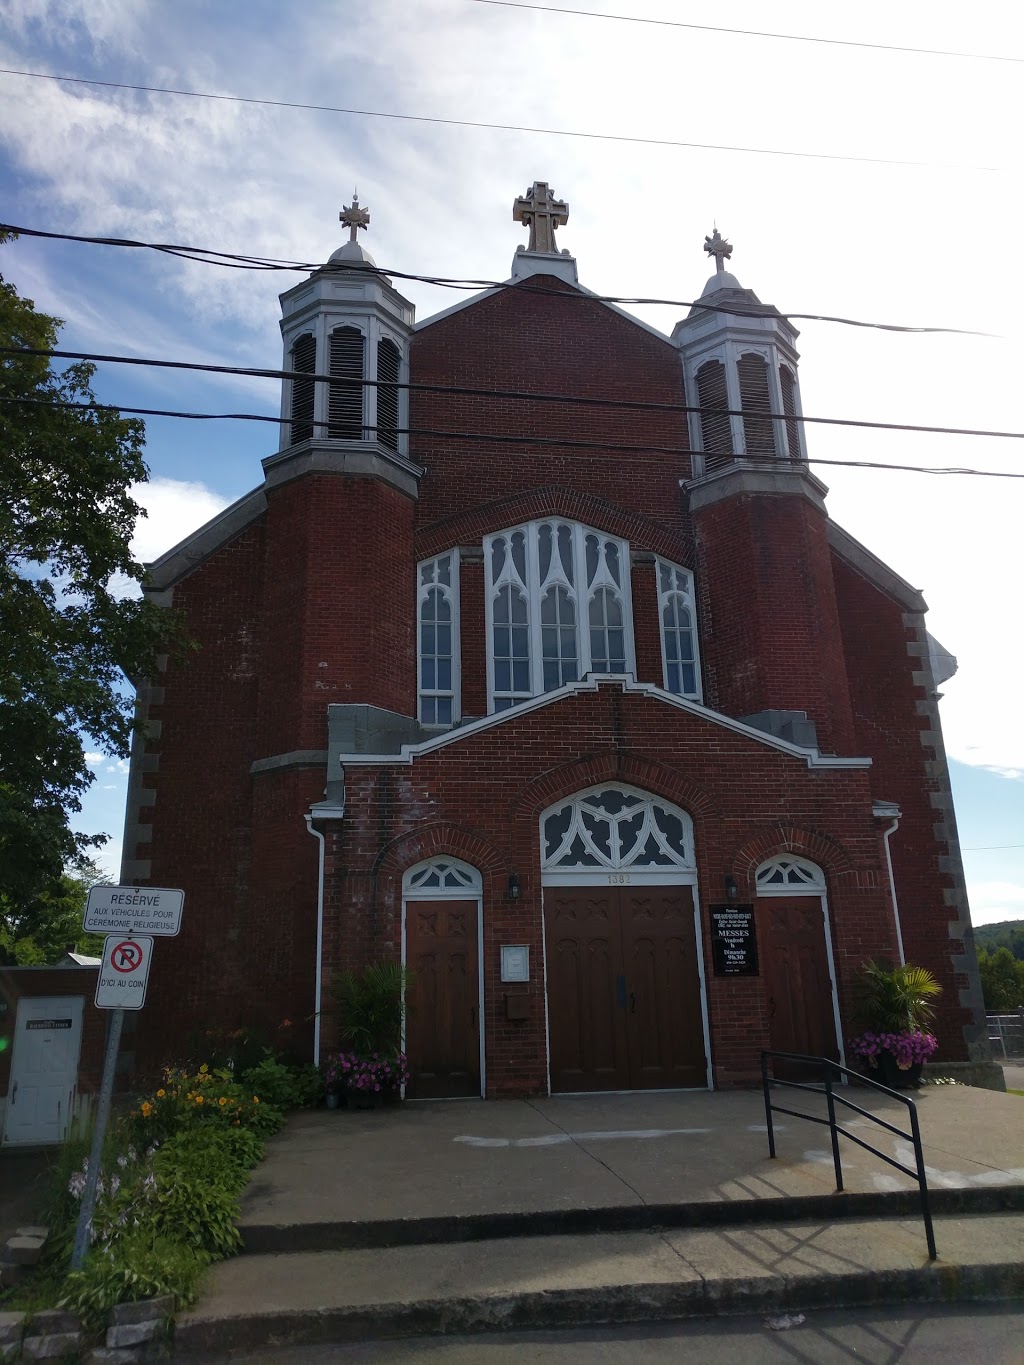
[253,1096,260,1105]
[156,1089,166,1098]
[199,1064,209,1074]
[218,1097,227,1106]
[195,1095,204,1105]
[140,1101,152,1117]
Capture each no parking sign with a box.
[95,934,154,1010]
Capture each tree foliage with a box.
[976,946,1024,1012]
[0,860,106,965]
[973,919,1024,962]
[0,233,174,905]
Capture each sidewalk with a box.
[173,1086,1024,1355]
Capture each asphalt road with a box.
[177,1301,1024,1364]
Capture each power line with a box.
[0,223,995,339]
[4,396,1023,479]
[468,0,1024,66]
[8,343,1024,442]
[962,845,1024,852]
[0,68,1002,174]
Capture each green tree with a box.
[0,860,106,965]
[0,232,175,907]
[976,946,1024,1012]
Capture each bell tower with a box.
[674,233,855,754]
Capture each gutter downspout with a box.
[304,815,326,1068]
[882,817,906,966]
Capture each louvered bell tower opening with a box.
[289,333,316,445]
[737,353,777,460]
[377,338,400,451]
[329,326,366,440]
[696,359,734,473]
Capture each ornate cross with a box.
[704,227,733,273]
[339,192,370,243]
[513,181,568,254]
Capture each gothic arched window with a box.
[484,520,634,713]
[657,560,701,699]
[542,786,695,872]
[417,552,460,726]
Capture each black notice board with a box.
[710,904,758,976]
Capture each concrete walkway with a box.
[172,1085,1024,1355]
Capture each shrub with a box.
[242,1055,323,1111]
[61,1232,206,1331]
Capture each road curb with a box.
[173,1259,1024,1357]
[239,1185,1024,1254]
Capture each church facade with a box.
[122,184,990,1095]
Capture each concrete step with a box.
[238,1183,1024,1254]
[175,1212,1024,1357]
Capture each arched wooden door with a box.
[542,786,709,1093]
[755,857,840,1079]
[403,859,483,1099]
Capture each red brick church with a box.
[122,183,991,1095]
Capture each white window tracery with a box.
[417,551,460,726]
[542,786,694,871]
[485,520,634,713]
[657,560,701,700]
[755,856,825,893]
[404,858,481,893]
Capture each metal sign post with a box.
[70,887,184,1270]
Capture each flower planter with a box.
[870,1051,924,1090]
[345,1086,385,1110]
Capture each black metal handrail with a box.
[760,1049,936,1260]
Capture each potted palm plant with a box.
[323,961,411,1108]
[848,959,941,1089]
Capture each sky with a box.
[1,0,1022,926]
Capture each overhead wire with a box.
[467,0,1024,66]
[0,67,1003,174]
[4,396,1023,480]
[3,344,1022,445]
[0,223,996,338]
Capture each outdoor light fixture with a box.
[724,874,738,903]
[507,872,521,901]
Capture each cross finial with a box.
[704,227,733,273]
[339,192,370,243]
[513,181,569,254]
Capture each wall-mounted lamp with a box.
[724,874,738,904]
[507,872,521,902]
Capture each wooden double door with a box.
[756,897,838,1078]
[545,885,706,1092]
[405,899,481,1099]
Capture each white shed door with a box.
[4,997,84,1145]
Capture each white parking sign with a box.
[95,935,154,1010]
[84,886,184,937]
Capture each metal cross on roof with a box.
[513,181,569,254]
[704,227,733,273]
[339,192,370,243]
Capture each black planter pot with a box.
[869,1051,923,1090]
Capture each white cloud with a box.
[969,881,1024,928]
[84,752,104,766]
[130,475,230,565]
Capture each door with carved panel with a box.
[545,886,704,1092]
[405,899,480,1098]
[756,897,837,1079]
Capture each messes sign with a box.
[84,886,184,937]
[709,904,758,976]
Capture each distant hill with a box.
[974,920,1024,960]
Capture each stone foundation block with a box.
[107,1318,164,1348]
[21,1331,85,1359]
[925,1060,1006,1092]
[86,1350,140,1365]
[0,1310,25,1346]
[24,1309,81,1335]
[4,1234,46,1266]
[108,1295,174,1326]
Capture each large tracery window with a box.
[485,520,634,713]
[657,560,701,700]
[542,786,695,873]
[417,552,460,726]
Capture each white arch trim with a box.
[755,855,826,895]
